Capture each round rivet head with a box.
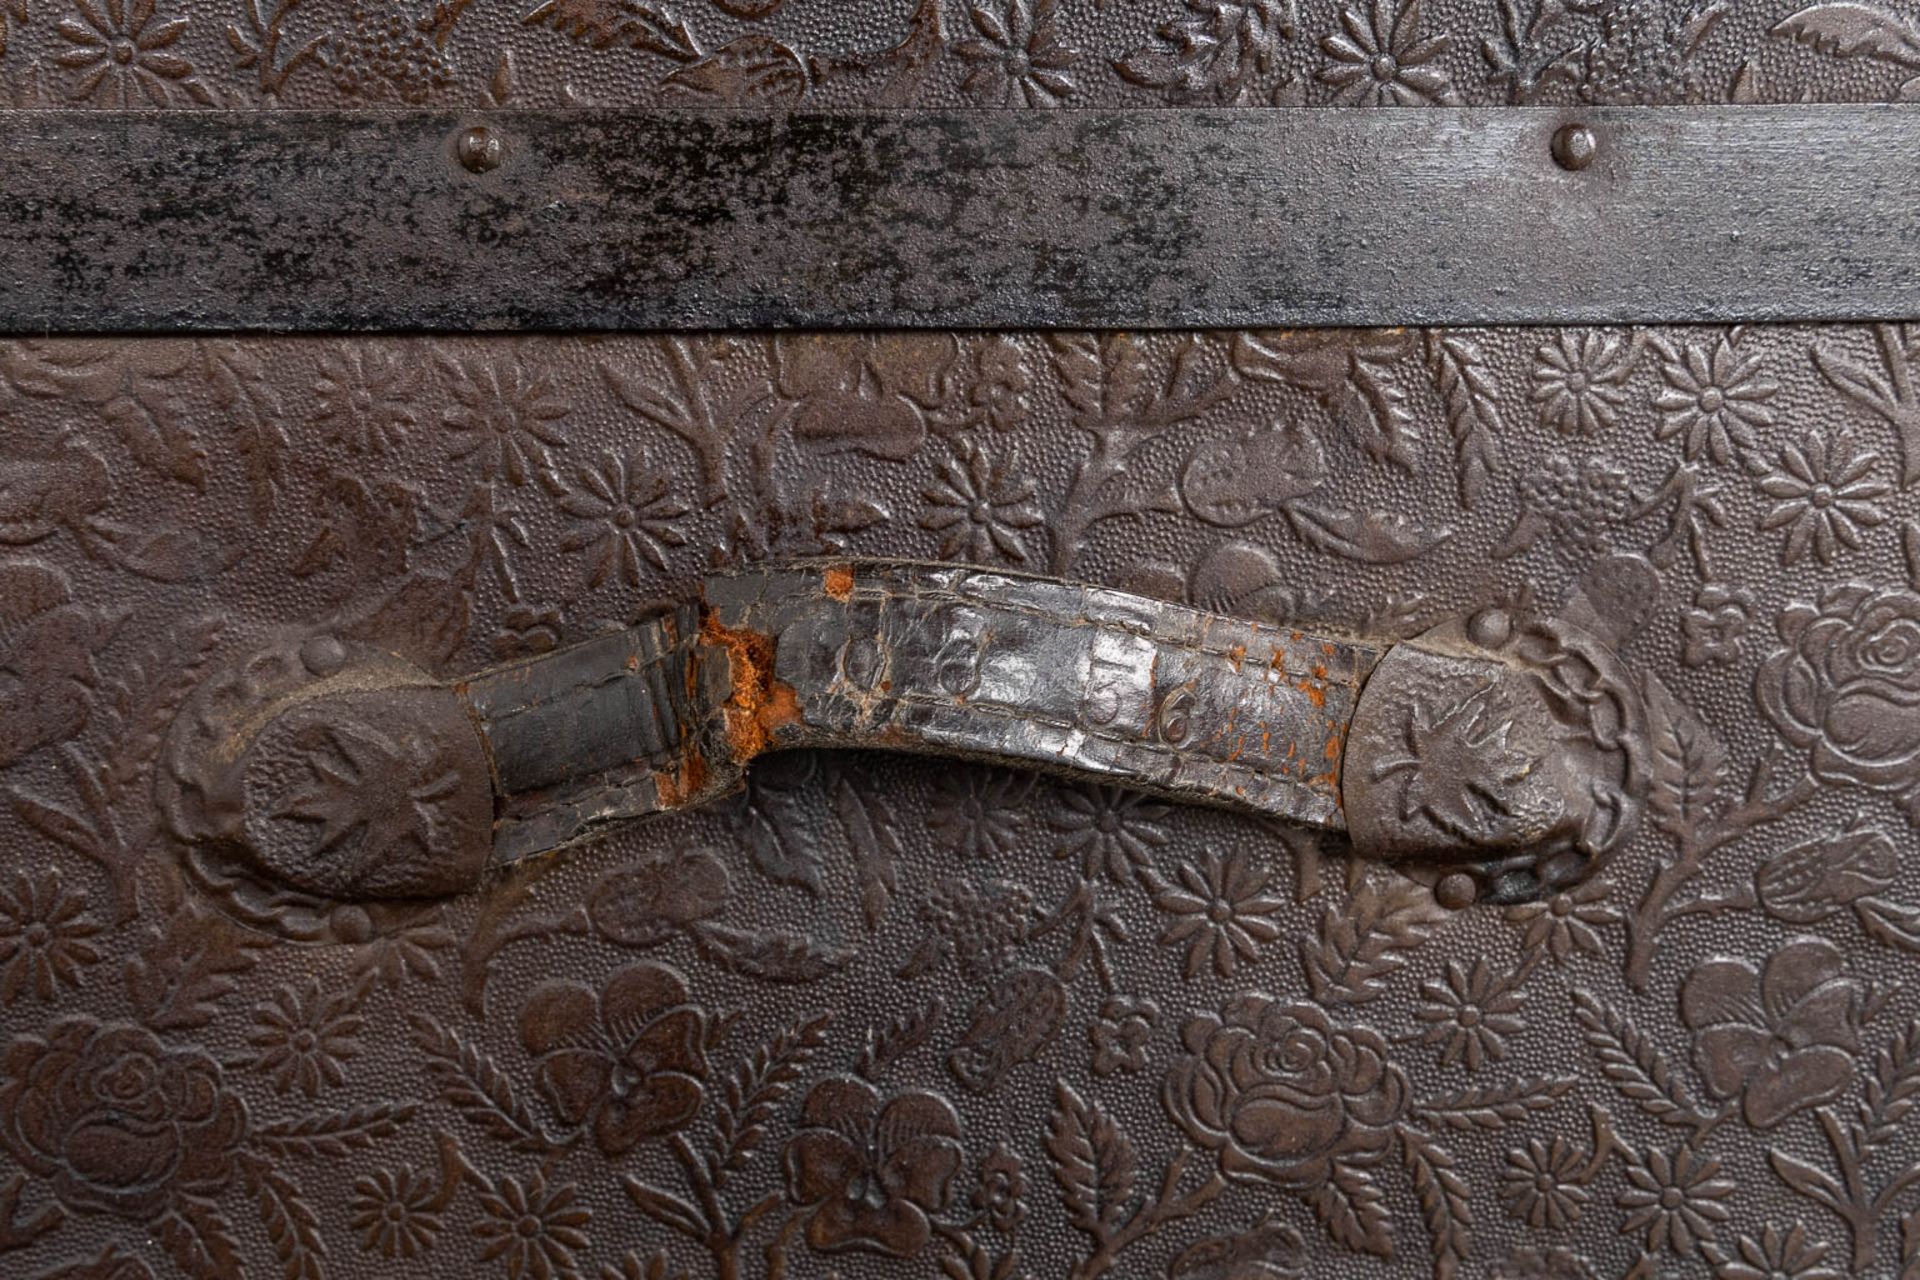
[1435,873,1478,910]
[456,125,503,174]
[1551,124,1598,172]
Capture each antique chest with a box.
[2,3,1920,1279]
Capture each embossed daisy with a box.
[441,354,570,490]
[473,1173,591,1280]
[244,978,363,1096]
[1154,849,1286,978]
[1710,1224,1839,1280]
[1653,334,1778,465]
[956,0,1081,107]
[350,1166,444,1259]
[559,450,690,588]
[1500,1136,1591,1229]
[1617,1144,1734,1258]
[928,768,1029,860]
[1532,331,1633,436]
[1414,956,1526,1069]
[1319,0,1455,106]
[1505,877,1621,963]
[55,0,211,106]
[0,873,101,1004]
[1049,784,1169,885]
[920,438,1046,566]
[1756,429,1890,566]
[314,343,424,455]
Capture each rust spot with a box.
[625,653,640,672]
[700,610,803,763]
[1294,677,1327,708]
[650,746,713,811]
[1226,644,1245,671]
[823,563,855,602]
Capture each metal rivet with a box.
[457,125,503,174]
[300,634,348,677]
[1551,124,1598,172]
[1435,873,1478,910]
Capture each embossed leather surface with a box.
[5,5,1920,1280]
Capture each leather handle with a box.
[159,560,1651,905]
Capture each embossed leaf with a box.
[242,1157,323,1280]
[623,1178,708,1240]
[1859,896,1920,951]
[664,36,808,104]
[251,1104,417,1159]
[1403,1128,1471,1279]
[1049,332,1147,430]
[1301,874,1448,1004]
[1645,678,1726,838]
[126,903,268,1031]
[1286,502,1449,564]
[712,1011,830,1180]
[522,0,702,60]
[857,999,942,1081]
[1423,333,1503,509]
[157,1197,243,1280]
[1047,1080,1136,1236]
[1168,1216,1305,1278]
[1771,4,1920,66]
[692,922,852,982]
[1411,1077,1577,1130]
[1572,989,1716,1133]
[833,771,903,930]
[1308,1160,1392,1259]
[1769,1147,1844,1208]
[410,1014,555,1153]
[1180,422,1326,528]
[739,803,827,896]
[1116,0,1292,101]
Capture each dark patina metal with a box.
[0,107,1918,331]
[7,3,1920,1279]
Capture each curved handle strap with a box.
[159,561,1651,905]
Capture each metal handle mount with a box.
[158,561,1649,905]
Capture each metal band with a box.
[1,106,1916,331]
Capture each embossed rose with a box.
[1756,816,1899,923]
[0,1017,248,1221]
[784,1076,963,1257]
[1681,937,1862,1129]
[1163,995,1407,1189]
[518,962,707,1155]
[1758,584,1920,820]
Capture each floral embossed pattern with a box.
[0,0,1909,110]
[0,321,1916,1280]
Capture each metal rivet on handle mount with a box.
[456,125,503,174]
[1552,123,1598,171]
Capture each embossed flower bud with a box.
[1756,817,1898,923]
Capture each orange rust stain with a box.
[700,611,804,763]
[625,653,641,672]
[1294,678,1327,709]
[1226,644,1246,671]
[823,563,855,602]
[652,749,708,809]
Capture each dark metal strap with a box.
[4,107,1918,330]
[160,560,1652,905]
[461,563,1379,865]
